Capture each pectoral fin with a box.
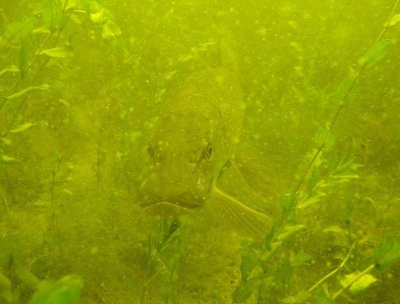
[231,153,273,196]
[206,187,273,240]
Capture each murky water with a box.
[1,0,400,303]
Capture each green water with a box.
[1,0,400,303]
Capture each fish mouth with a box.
[140,200,203,210]
[139,200,203,217]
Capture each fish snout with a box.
[178,191,205,208]
[137,174,208,209]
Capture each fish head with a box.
[138,114,221,213]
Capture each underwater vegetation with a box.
[1,0,400,303]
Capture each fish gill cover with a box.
[0,0,400,303]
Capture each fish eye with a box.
[206,144,213,159]
[148,143,154,159]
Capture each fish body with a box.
[138,64,273,239]
[139,67,242,211]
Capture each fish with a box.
[138,48,273,240]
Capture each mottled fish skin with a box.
[138,67,244,213]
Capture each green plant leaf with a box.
[358,40,393,67]
[0,137,12,145]
[102,19,121,39]
[290,250,313,267]
[323,225,349,235]
[314,126,336,150]
[39,46,72,58]
[27,275,83,304]
[308,166,320,194]
[42,0,63,33]
[32,26,51,35]
[276,261,292,285]
[350,274,377,294]
[239,242,262,267]
[321,155,361,188]
[0,66,19,76]
[10,122,35,133]
[264,224,275,249]
[6,84,50,99]
[298,192,326,209]
[90,9,106,24]
[64,0,82,11]
[385,14,400,27]
[340,271,377,294]
[0,273,12,303]
[374,237,400,270]
[239,251,257,282]
[232,275,264,303]
[277,225,305,241]
[125,278,140,304]
[0,16,37,49]
[1,154,16,162]
[69,14,82,24]
[335,67,357,104]
[279,192,297,221]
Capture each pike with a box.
[138,45,273,240]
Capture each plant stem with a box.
[332,264,375,300]
[1,190,11,218]
[309,268,339,293]
[308,241,357,292]
[50,156,63,205]
[4,167,16,205]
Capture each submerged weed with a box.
[231,2,400,302]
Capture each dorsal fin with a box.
[218,31,239,73]
[214,13,239,74]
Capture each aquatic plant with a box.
[0,0,126,207]
[26,275,82,304]
[0,240,39,303]
[231,1,400,303]
[126,219,187,304]
[0,0,126,302]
